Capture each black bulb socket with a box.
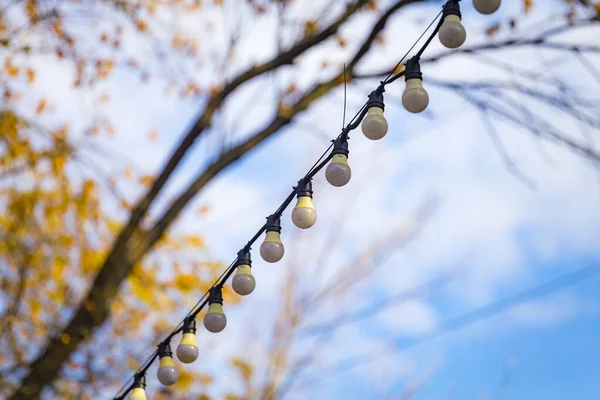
[296,179,313,199]
[367,88,385,111]
[265,214,282,233]
[133,373,146,389]
[182,317,197,334]
[208,286,223,305]
[157,342,173,358]
[332,136,349,157]
[405,56,423,81]
[237,249,252,267]
[443,0,462,19]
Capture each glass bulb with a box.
[473,0,500,14]
[402,78,429,114]
[361,107,388,140]
[260,231,284,262]
[203,303,227,333]
[157,355,179,386]
[176,332,199,364]
[326,154,351,187]
[232,264,256,295]
[438,15,466,49]
[291,196,316,229]
[130,387,147,400]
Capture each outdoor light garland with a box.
[112,1,500,398]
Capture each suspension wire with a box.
[112,3,452,398]
[383,9,443,85]
[343,63,348,129]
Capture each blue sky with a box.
[10,0,600,398]
[117,1,600,397]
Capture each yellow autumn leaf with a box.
[27,68,35,84]
[173,273,202,292]
[25,0,38,20]
[5,59,19,77]
[177,369,194,390]
[53,255,69,278]
[51,154,67,174]
[60,333,71,344]
[36,99,47,114]
[186,234,205,248]
[304,20,318,37]
[139,174,154,186]
[130,276,154,302]
[136,20,148,32]
[231,358,253,380]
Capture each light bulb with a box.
[439,15,466,49]
[473,0,500,14]
[130,375,147,400]
[176,319,199,364]
[292,179,316,229]
[326,153,351,187]
[292,196,316,229]
[130,387,147,400]
[204,303,227,332]
[260,231,284,263]
[156,343,178,386]
[232,264,255,295]
[402,78,429,113]
[361,107,388,140]
[204,287,226,333]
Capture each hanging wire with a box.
[343,63,348,129]
[383,9,443,85]
[113,2,456,398]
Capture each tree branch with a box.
[137,0,424,260]
[7,2,372,398]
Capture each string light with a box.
[156,342,179,386]
[439,0,466,49]
[111,1,503,397]
[176,318,199,364]
[402,56,429,113]
[204,286,227,333]
[232,249,256,295]
[473,0,501,15]
[326,136,351,187]
[361,88,388,140]
[291,179,317,229]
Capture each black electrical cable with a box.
[112,3,453,398]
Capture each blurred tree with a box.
[0,0,599,398]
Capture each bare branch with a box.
[7,2,374,398]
